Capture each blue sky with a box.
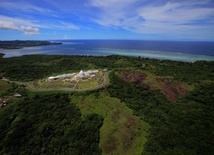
[0,0,214,41]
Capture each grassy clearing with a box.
[143,71,163,89]
[41,80,75,89]
[28,81,38,89]
[71,91,150,155]
[138,70,195,91]
[78,80,99,89]
[0,80,10,94]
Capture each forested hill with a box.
[0,54,213,82]
[0,55,213,154]
[0,53,4,58]
[0,40,62,49]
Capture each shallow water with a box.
[1,40,214,62]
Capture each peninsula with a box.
[0,40,62,49]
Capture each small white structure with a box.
[48,76,57,81]
[3,101,6,106]
[75,70,88,80]
[74,70,99,80]
[14,93,22,97]
[78,70,86,78]
[48,73,76,81]
[85,70,99,74]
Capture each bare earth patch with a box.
[157,78,189,102]
[117,69,189,102]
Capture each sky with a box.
[0,0,214,41]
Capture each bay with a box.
[1,40,214,62]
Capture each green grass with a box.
[143,71,163,89]
[78,80,98,89]
[28,81,38,88]
[71,91,150,155]
[41,80,70,89]
[0,80,10,94]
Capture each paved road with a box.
[17,71,112,92]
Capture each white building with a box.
[74,70,99,80]
[48,73,76,81]
[48,70,99,81]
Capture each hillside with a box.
[0,55,213,154]
[0,40,62,49]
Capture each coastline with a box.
[0,40,214,62]
[1,48,214,62]
[0,40,62,50]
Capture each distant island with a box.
[0,40,62,49]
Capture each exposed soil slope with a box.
[156,78,189,102]
[117,69,189,102]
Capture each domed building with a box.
[74,70,98,80]
[78,70,85,77]
[75,70,88,80]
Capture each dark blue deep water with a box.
[1,40,214,62]
[59,40,214,56]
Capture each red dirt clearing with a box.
[117,70,189,102]
[117,70,150,88]
[157,78,189,102]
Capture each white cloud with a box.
[88,0,214,39]
[89,0,137,8]
[0,0,213,40]
[57,22,80,30]
[0,14,80,35]
[138,1,214,24]
[0,1,80,32]
[0,21,18,30]
[0,15,45,29]
[20,26,39,35]
[0,1,55,15]
[0,17,40,35]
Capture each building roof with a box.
[48,73,76,79]
[85,70,99,74]
[77,70,85,77]
[14,93,22,97]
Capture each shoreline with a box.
[1,40,214,62]
[1,51,214,62]
[0,40,62,50]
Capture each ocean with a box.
[1,40,214,62]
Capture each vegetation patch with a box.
[0,55,213,154]
[78,80,99,89]
[0,80,10,94]
[71,91,150,155]
[0,94,103,154]
[107,72,214,155]
[117,69,190,101]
